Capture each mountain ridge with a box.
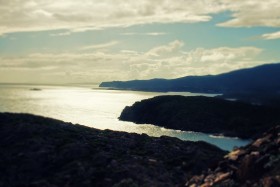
[100,63,280,94]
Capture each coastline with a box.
[0,112,279,186]
[119,96,280,139]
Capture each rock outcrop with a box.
[186,125,280,187]
[0,113,226,187]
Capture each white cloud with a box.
[79,41,119,51]
[190,47,262,63]
[50,27,103,37]
[0,40,268,83]
[0,0,279,35]
[50,32,71,37]
[262,31,280,40]
[218,0,280,27]
[121,32,167,36]
[121,33,138,36]
[146,32,167,36]
[0,0,224,35]
[147,40,184,57]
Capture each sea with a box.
[0,84,251,151]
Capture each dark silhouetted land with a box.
[1,113,279,186]
[100,63,280,107]
[186,125,280,186]
[100,63,280,93]
[119,96,280,139]
[0,113,225,187]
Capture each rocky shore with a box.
[0,113,225,187]
[186,125,280,187]
[119,96,280,139]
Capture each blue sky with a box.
[0,0,280,84]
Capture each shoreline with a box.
[0,113,278,186]
[119,95,280,139]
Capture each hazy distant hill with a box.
[100,63,280,94]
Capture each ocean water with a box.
[0,84,250,150]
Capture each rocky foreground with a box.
[186,125,280,187]
[120,96,280,139]
[0,113,225,187]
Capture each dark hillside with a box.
[0,113,225,187]
[119,96,280,139]
[100,63,280,94]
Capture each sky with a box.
[0,0,280,84]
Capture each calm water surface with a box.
[0,84,250,150]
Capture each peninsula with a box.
[119,96,280,139]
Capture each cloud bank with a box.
[1,0,280,35]
[0,40,266,83]
[218,0,280,28]
[0,0,223,35]
[262,31,280,40]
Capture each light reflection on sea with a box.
[0,84,250,151]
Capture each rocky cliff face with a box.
[186,126,280,187]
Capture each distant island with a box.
[119,96,280,139]
[100,63,280,107]
[29,88,42,91]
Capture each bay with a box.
[0,84,250,150]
